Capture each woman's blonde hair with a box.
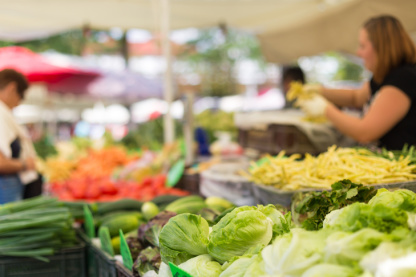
[364,15,416,83]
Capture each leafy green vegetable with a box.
[366,144,416,164]
[179,254,222,277]
[33,135,57,159]
[324,228,391,266]
[256,205,292,238]
[323,202,408,233]
[138,211,177,247]
[360,240,416,275]
[158,262,172,277]
[292,179,377,230]
[368,189,416,212]
[208,206,285,263]
[132,246,161,276]
[159,213,209,265]
[220,255,260,277]
[261,228,328,276]
[301,263,359,277]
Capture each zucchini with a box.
[164,195,206,214]
[100,214,141,237]
[96,211,144,227]
[111,230,137,254]
[151,195,182,206]
[96,199,143,215]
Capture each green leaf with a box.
[346,188,358,199]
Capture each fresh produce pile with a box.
[40,140,189,202]
[50,175,189,202]
[291,179,377,230]
[242,146,416,190]
[40,146,137,184]
[152,186,416,277]
[0,196,77,262]
[78,195,236,276]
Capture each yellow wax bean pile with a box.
[242,146,416,191]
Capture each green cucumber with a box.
[100,214,141,237]
[151,195,182,206]
[164,195,207,214]
[96,199,143,215]
[96,211,143,227]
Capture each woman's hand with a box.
[22,158,36,171]
[297,94,330,117]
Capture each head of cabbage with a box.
[159,213,209,265]
[207,205,290,264]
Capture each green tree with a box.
[328,52,364,81]
[177,27,266,97]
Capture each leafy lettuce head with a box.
[323,202,408,233]
[179,254,222,277]
[369,189,416,212]
[301,263,359,277]
[324,228,391,266]
[207,206,276,263]
[159,213,209,265]
[261,228,328,276]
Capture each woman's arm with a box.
[321,82,371,108]
[0,152,26,174]
[326,85,410,143]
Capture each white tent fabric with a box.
[0,0,415,63]
[0,0,367,41]
[258,0,416,63]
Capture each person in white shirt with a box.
[0,69,37,204]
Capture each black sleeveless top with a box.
[0,138,21,177]
[370,64,416,150]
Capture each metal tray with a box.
[252,180,416,207]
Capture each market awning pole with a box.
[183,91,195,166]
[161,0,174,143]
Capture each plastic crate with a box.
[77,229,117,277]
[116,262,133,277]
[175,172,201,195]
[0,242,86,277]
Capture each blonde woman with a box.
[299,15,416,150]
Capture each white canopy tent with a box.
[0,0,354,41]
[2,0,415,53]
[258,0,416,63]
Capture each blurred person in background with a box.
[0,69,39,204]
[281,66,305,108]
[297,15,416,150]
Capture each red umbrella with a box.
[0,46,99,84]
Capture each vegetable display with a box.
[292,179,377,230]
[242,146,416,190]
[154,187,416,277]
